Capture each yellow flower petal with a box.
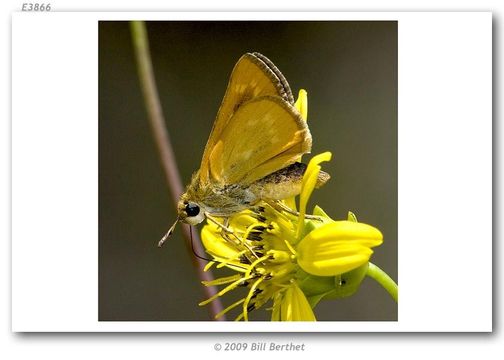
[297,221,383,276]
[294,89,308,121]
[297,152,332,239]
[273,282,316,321]
[228,211,259,229]
[201,225,240,259]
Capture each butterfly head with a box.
[158,196,206,247]
[177,199,206,225]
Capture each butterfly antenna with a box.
[158,218,178,248]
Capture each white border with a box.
[12,12,492,332]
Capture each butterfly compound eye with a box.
[185,203,200,217]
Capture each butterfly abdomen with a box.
[249,162,330,201]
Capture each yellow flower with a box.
[200,202,304,321]
[198,90,384,321]
[297,221,383,277]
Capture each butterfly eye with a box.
[185,203,200,217]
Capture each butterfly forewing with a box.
[199,53,295,185]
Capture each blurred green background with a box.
[99,21,397,321]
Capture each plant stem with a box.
[366,262,398,302]
[129,21,225,320]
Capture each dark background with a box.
[99,21,397,321]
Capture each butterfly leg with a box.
[268,200,324,221]
[205,213,261,261]
[205,213,235,234]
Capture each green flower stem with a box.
[129,21,225,320]
[366,262,398,302]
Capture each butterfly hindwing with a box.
[208,95,311,185]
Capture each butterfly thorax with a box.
[180,170,259,220]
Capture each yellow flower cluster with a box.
[199,90,384,321]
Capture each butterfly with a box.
[159,52,329,246]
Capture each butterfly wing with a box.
[208,95,312,185]
[199,53,295,185]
